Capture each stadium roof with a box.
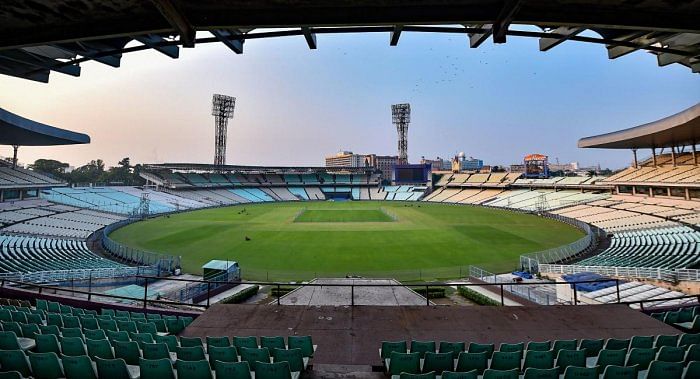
[146,163,375,173]
[578,103,700,150]
[0,107,90,146]
[1,0,699,82]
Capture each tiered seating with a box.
[575,227,700,269]
[582,282,695,308]
[287,187,309,200]
[0,235,127,274]
[380,335,700,379]
[41,187,174,215]
[378,186,426,201]
[652,306,700,332]
[603,153,700,184]
[483,190,608,211]
[0,299,315,379]
[0,166,62,187]
[1,203,125,239]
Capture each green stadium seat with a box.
[61,336,88,356]
[142,342,174,361]
[214,361,252,379]
[552,339,577,354]
[130,332,155,348]
[562,366,597,379]
[676,316,700,333]
[482,368,518,379]
[139,358,175,379]
[208,345,238,366]
[645,360,683,379]
[83,328,106,340]
[39,325,60,337]
[287,336,314,358]
[153,319,168,334]
[260,336,285,350]
[679,333,700,347]
[20,323,40,339]
[165,319,185,334]
[254,361,295,379]
[176,359,213,379]
[656,335,679,349]
[522,367,558,379]
[490,351,521,371]
[28,352,64,379]
[0,349,31,377]
[155,335,179,352]
[115,311,130,319]
[684,361,700,379]
[438,341,465,359]
[26,313,44,326]
[98,319,118,332]
[117,320,137,334]
[410,340,436,358]
[35,334,61,354]
[102,309,116,318]
[601,365,637,379]
[555,349,586,374]
[523,350,554,370]
[605,339,630,350]
[381,341,408,359]
[46,314,63,328]
[240,347,271,371]
[0,331,34,351]
[177,346,206,362]
[87,338,115,359]
[526,341,551,352]
[146,314,161,321]
[388,352,421,376]
[206,336,231,349]
[95,357,139,379]
[36,300,48,312]
[130,312,146,320]
[631,336,654,349]
[80,317,99,331]
[114,340,141,365]
[422,352,454,374]
[594,349,628,373]
[400,372,436,379]
[657,346,685,362]
[234,336,259,350]
[0,310,10,322]
[441,371,478,379]
[10,312,26,324]
[272,347,307,372]
[63,316,81,329]
[498,342,524,354]
[107,330,130,344]
[61,354,97,379]
[455,352,488,374]
[678,308,695,323]
[180,336,204,348]
[685,344,700,363]
[626,348,655,370]
[467,343,494,358]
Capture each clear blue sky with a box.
[0,29,698,170]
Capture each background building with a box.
[365,154,399,180]
[451,152,484,172]
[325,151,366,168]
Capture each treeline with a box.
[29,157,145,185]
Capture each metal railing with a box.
[3,274,698,312]
[539,264,700,283]
[469,266,558,305]
[0,266,156,284]
[102,220,181,274]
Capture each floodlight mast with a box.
[212,94,236,169]
[392,103,411,164]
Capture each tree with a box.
[29,159,69,180]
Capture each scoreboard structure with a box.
[392,163,431,184]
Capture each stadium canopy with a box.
[578,102,700,167]
[0,107,90,167]
[0,0,698,83]
[146,163,374,174]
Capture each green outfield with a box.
[110,201,584,281]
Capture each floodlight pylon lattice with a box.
[391,103,411,164]
[212,94,236,168]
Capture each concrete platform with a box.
[278,278,428,306]
[182,304,678,368]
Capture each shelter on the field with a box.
[202,260,240,281]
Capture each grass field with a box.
[294,209,393,223]
[111,201,584,281]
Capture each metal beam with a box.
[302,27,317,49]
[390,25,403,46]
[539,26,584,51]
[0,60,49,82]
[135,35,179,58]
[211,30,244,54]
[466,24,492,48]
[149,0,195,47]
[0,50,80,76]
[606,32,667,59]
[493,0,522,43]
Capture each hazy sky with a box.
[1,29,698,170]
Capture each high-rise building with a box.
[365,154,399,180]
[325,151,366,167]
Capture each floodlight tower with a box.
[392,103,411,164]
[212,94,236,167]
